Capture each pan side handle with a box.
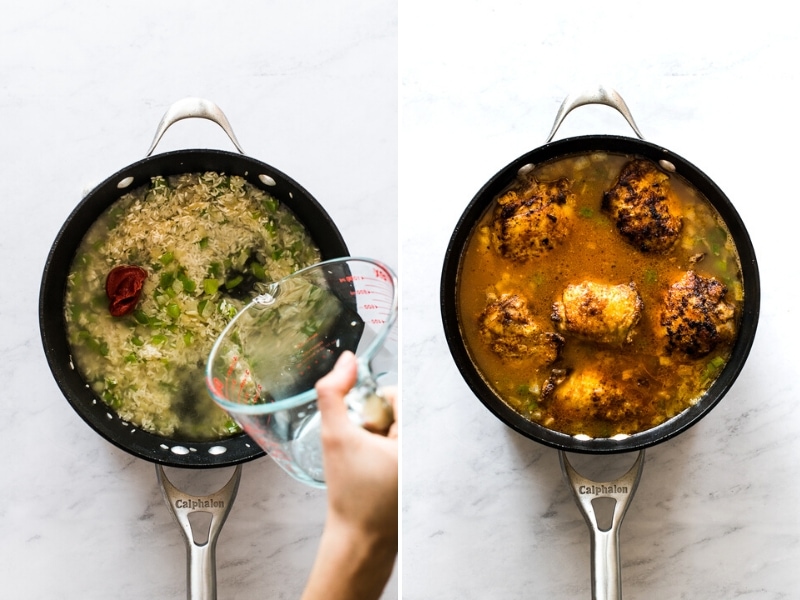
[146,97,246,156]
[157,464,242,600]
[545,85,645,143]
[559,450,645,600]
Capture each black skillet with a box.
[39,98,349,468]
[38,98,349,598]
[440,86,759,598]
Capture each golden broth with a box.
[457,152,743,438]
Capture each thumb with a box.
[315,351,358,428]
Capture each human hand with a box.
[300,350,398,600]
[316,350,398,544]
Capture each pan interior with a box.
[441,137,759,453]
[40,150,349,467]
[64,171,323,443]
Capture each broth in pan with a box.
[65,172,321,441]
[457,152,743,438]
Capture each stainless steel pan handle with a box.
[146,97,246,156]
[545,85,645,143]
[559,450,645,600]
[157,464,242,600]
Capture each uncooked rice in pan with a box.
[64,171,321,440]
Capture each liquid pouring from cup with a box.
[205,257,398,488]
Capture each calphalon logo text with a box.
[579,485,628,495]
[175,499,225,509]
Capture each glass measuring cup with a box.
[205,257,398,488]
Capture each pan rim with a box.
[440,134,760,454]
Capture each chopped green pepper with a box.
[166,303,181,319]
[225,275,244,289]
[300,321,319,336]
[701,356,726,383]
[250,261,266,281]
[159,272,175,289]
[78,330,108,357]
[203,279,220,295]
[178,272,196,293]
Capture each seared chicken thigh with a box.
[491,177,575,261]
[479,293,564,363]
[551,281,643,344]
[660,270,736,357]
[542,362,650,428]
[602,159,682,253]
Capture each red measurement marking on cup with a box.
[249,428,284,458]
[291,335,327,376]
[239,370,251,401]
[226,356,239,378]
[217,356,260,404]
[373,267,391,282]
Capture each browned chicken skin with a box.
[542,360,652,429]
[602,159,682,253]
[491,177,575,261]
[478,293,564,363]
[661,270,736,357]
[551,281,643,344]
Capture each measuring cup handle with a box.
[346,382,395,435]
[344,360,395,435]
[545,85,645,143]
[156,464,242,600]
[146,97,246,157]
[559,450,645,600]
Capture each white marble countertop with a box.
[401,1,799,598]
[0,2,396,599]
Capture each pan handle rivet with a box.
[658,159,676,173]
[117,176,134,189]
[258,174,277,186]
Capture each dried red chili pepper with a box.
[106,265,148,317]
